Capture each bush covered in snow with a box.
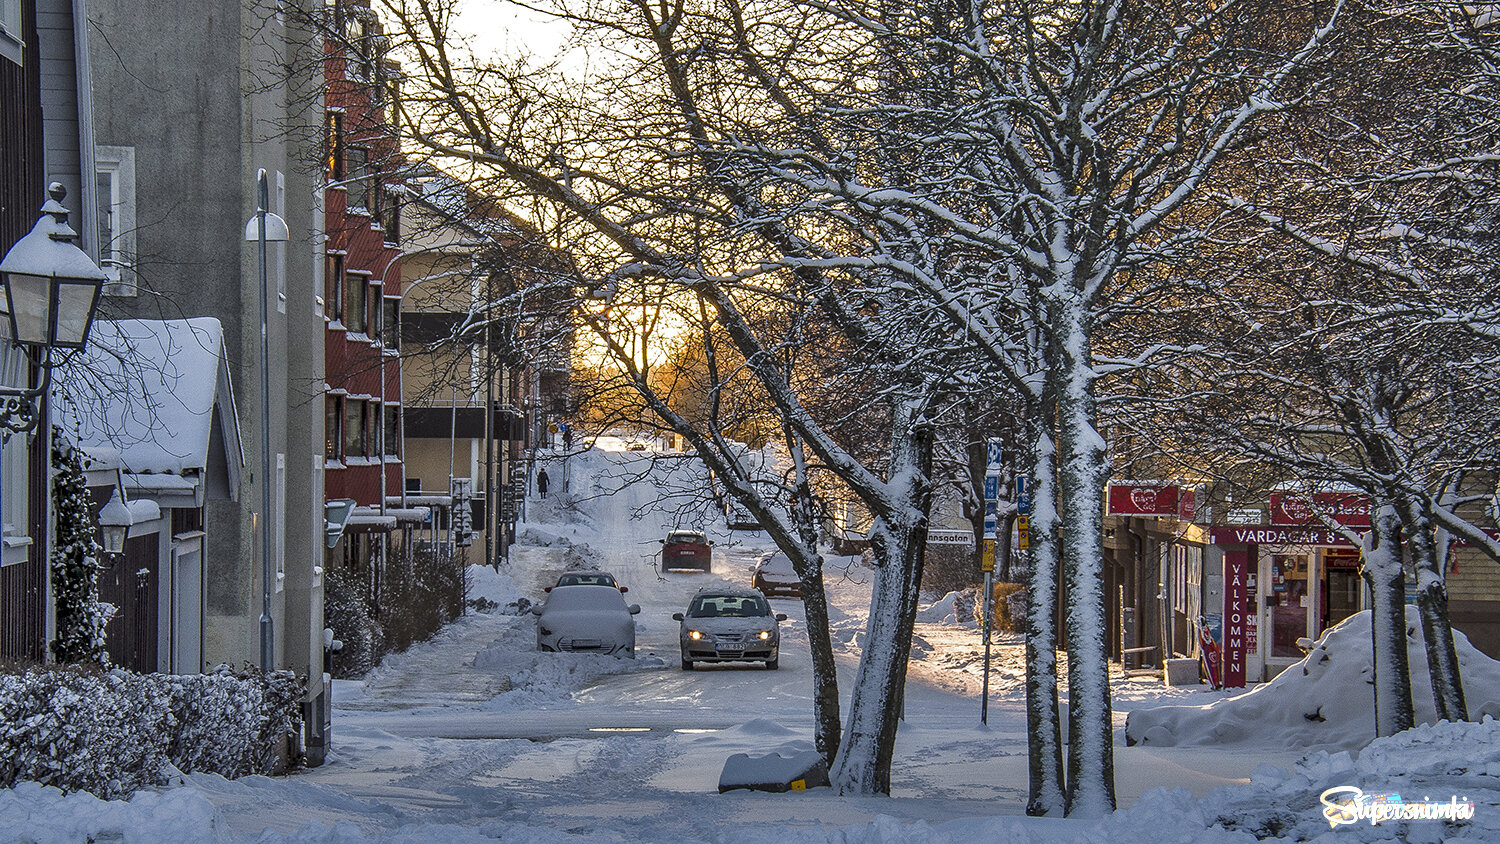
[0,663,303,799]
[325,545,466,678]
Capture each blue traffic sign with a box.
[984,475,1000,501]
[987,439,1004,470]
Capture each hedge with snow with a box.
[0,664,304,798]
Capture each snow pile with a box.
[0,781,226,844]
[472,647,664,708]
[561,542,607,571]
[916,590,976,626]
[0,665,302,798]
[1126,608,1500,750]
[466,564,525,611]
[1203,717,1500,841]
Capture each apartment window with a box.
[326,111,345,180]
[275,453,286,583]
[96,146,138,296]
[384,405,400,457]
[344,398,368,458]
[0,1,21,64]
[369,280,384,343]
[344,272,368,333]
[381,298,400,350]
[381,187,401,243]
[325,396,343,461]
[324,253,344,322]
[366,160,383,217]
[345,146,369,210]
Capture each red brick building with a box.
[323,0,406,569]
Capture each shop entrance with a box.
[1261,551,1316,676]
[1322,548,1362,630]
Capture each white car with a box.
[533,584,640,656]
[751,552,802,598]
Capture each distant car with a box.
[674,588,787,670]
[662,529,712,572]
[533,585,640,656]
[546,571,628,593]
[752,552,802,598]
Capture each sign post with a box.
[980,447,1001,725]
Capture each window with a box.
[0,1,21,65]
[325,396,343,461]
[275,453,286,585]
[345,146,368,209]
[344,272,368,333]
[324,253,344,322]
[96,146,138,297]
[381,298,400,350]
[384,405,400,456]
[380,185,400,241]
[344,398,368,458]
[326,111,345,180]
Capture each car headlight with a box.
[758,630,772,640]
[688,630,703,640]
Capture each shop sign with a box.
[1269,491,1370,528]
[1210,526,1358,547]
[1225,508,1263,525]
[1178,485,1201,522]
[1106,482,1180,517]
[1222,547,1251,688]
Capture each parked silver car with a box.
[533,584,640,656]
[673,587,787,670]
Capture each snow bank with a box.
[1126,608,1500,750]
[466,564,525,610]
[0,781,226,843]
[916,591,975,626]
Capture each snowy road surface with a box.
[19,442,1496,842]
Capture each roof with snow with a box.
[56,318,243,505]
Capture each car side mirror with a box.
[530,605,544,615]
[775,613,788,621]
[672,612,684,621]
[544,586,553,592]
[619,586,629,593]
[708,541,715,546]
[659,539,666,544]
[628,604,642,615]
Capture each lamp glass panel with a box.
[102,524,127,555]
[52,278,103,347]
[4,272,53,346]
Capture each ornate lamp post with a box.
[0,184,107,436]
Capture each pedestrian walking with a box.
[537,468,550,499]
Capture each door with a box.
[171,533,205,673]
[1261,551,1315,676]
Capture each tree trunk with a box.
[1024,415,1065,816]
[1052,303,1116,818]
[1397,497,1467,722]
[1363,506,1415,737]
[830,414,933,795]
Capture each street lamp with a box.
[245,169,288,672]
[0,184,107,437]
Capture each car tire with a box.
[681,657,694,671]
[765,657,779,670]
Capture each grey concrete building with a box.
[85,0,329,756]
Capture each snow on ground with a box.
[5,443,1499,842]
[1127,607,1500,751]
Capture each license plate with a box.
[679,549,697,555]
[717,643,744,652]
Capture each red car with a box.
[661,529,712,572]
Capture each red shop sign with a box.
[1107,483,1180,517]
[1268,492,1371,528]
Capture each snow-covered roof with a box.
[57,318,243,485]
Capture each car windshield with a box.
[667,532,705,545]
[545,586,627,611]
[557,573,615,587]
[688,594,770,618]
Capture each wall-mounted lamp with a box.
[97,488,132,555]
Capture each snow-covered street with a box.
[8,443,1500,842]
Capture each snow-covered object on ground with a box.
[466,564,524,610]
[1126,608,1500,750]
[915,590,978,626]
[718,749,830,793]
[533,584,639,656]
